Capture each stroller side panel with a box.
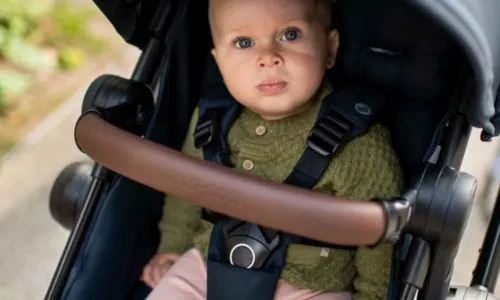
[62,179,163,300]
[60,2,211,298]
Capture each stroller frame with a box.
[45,1,500,299]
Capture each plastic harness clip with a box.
[194,109,220,149]
[307,113,353,157]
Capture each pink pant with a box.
[146,248,354,300]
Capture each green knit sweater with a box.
[157,86,404,300]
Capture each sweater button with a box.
[242,159,255,171]
[255,125,267,136]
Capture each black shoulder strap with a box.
[284,84,389,188]
[194,84,388,188]
[194,96,242,166]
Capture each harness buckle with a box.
[307,114,353,157]
[224,222,281,269]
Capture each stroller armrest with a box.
[74,112,411,246]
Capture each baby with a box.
[142,0,404,299]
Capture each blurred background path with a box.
[0,45,139,300]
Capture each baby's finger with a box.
[151,264,163,286]
[152,263,170,286]
[163,253,181,262]
[141,266,156,288]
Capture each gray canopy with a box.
[410,0,500,136]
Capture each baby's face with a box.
[210,0,337,120]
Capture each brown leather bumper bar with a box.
[74,112,388,246]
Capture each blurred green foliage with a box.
[0,0,106,112]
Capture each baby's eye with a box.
[234,38,253,49]
[281,29,301,41]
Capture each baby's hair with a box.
[316,0,334,30]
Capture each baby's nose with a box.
[258,50,283,68]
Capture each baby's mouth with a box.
[257,80,287,94]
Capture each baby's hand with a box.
[141,252,181,288]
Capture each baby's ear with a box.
[326,30,339,69]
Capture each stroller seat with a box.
[44,1,500,300]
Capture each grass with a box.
[0,1,110,109]
[27,2,108,55]
[0,2,125,158]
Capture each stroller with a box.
[43,0,500,299]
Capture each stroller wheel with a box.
[49,161,94,230]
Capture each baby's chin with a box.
[247,102,310,120]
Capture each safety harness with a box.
[194,81,388,300]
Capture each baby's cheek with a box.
[302,63,325,89]
[224,74,254,104]
[294,70,324,98]
[291,51,325,76]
